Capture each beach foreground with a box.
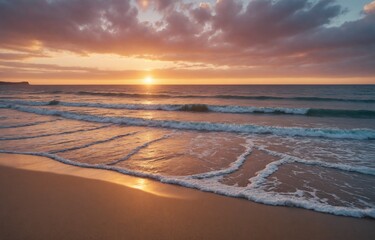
[0,153,374,240]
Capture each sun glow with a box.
[143,76,154,84]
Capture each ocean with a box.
[0,84,374,218]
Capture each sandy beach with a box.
[1,0,375,238]
[0,153,374,240]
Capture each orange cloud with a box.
[0,0,374,83]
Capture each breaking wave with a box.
[1,103,374,140]
[1,99,375,118]
[33,90,375,103]
[0,100,375,118]
[0,150,374,219]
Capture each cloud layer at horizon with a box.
[0,0,375,83]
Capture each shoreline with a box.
[0,153,374,240]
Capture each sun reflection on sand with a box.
[0,153,191,199]
[131,178,148,190]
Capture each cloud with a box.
[364,1,375,14]
[212,0,343,47]
[135,0,174,12]
[0,0,374,80]
[190,2,212,24]
[0,0,158,54]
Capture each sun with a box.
[143,76,153,85]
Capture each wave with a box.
[106,133,173,165]
[0,124,111,141]
[253,146,375,180]
[0,99,309,115]
[306,109,375,118]
[214,95,375,103]
[0,150,374,219]
[34,90,375,103]
[0,119,60,129]
[1,103,375,140]
[49,131,139,154]
[2,99,375,118]
[190,138,254,179]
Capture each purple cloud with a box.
[0,0,374,79]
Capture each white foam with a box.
[0,99,309,114]
[208,105,308,114]
[1,104,375,140]
[190,138,253,179]
[0,150,374,219]
[106,133,173,165]
[247,157,293,188]
[256,146,375,176]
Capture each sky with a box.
[0,0,375,85]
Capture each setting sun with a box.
[1,1,375,239]
[143,76,154,84]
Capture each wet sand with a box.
[0,153,374,240]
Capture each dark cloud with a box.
[153,0,175,12]
[0,0,159,54]
[213,0,342,46]
[0,0,374,79]
[190,3,212,24]
[0,52,47,60]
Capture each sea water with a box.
[0,85,374,218]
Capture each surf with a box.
[1,103,375,140]
[30,90,375,103]
[1,99,375,119]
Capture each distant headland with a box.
[0,81,30,85]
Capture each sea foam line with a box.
[190,138,254,179]
[247,157,294,189]
[0,150,374,219]
[107,133,173,165]
[0,99,309,115]
[1,104,375,140]
[254,146,375,176]
[3,99,375,118]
